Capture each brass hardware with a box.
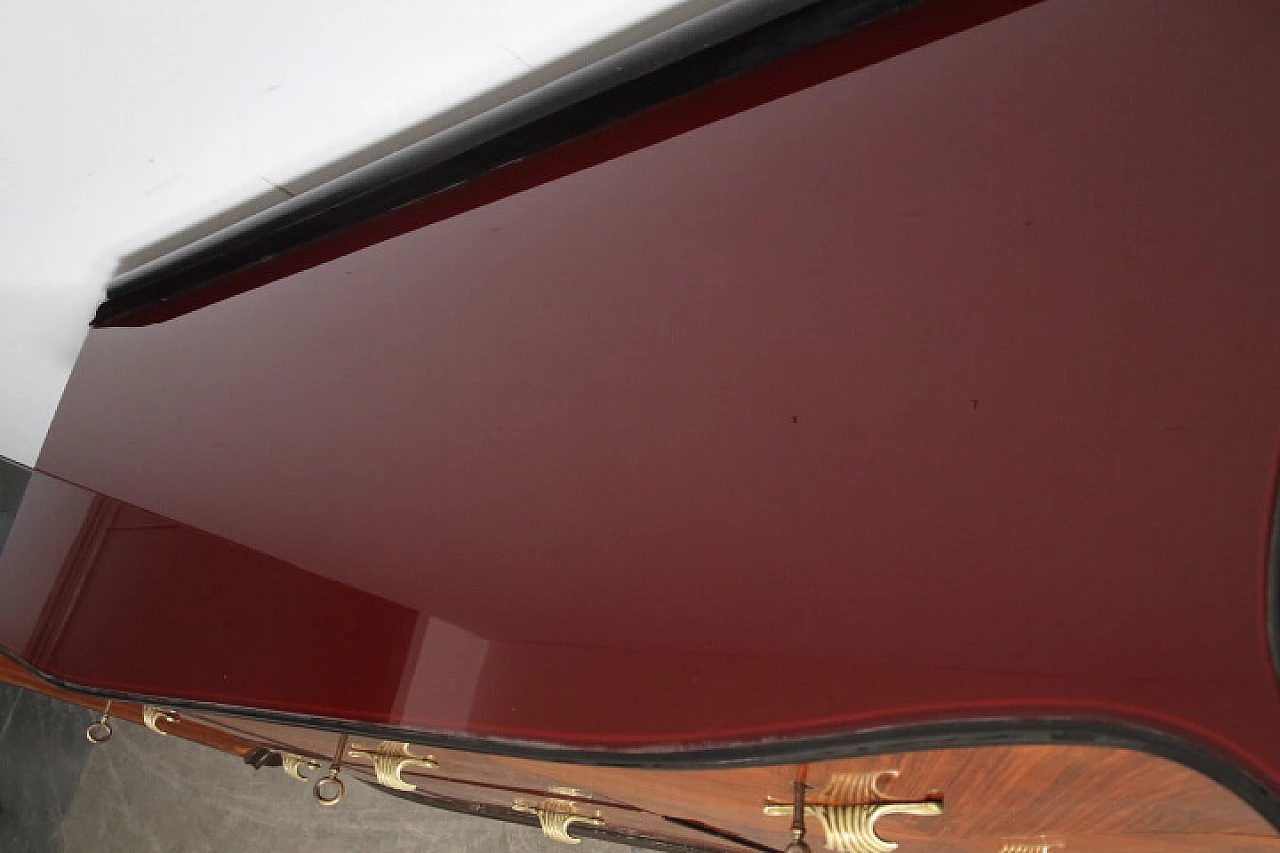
[314,772,345,807]
[347,741,438,792]
[513,798,604,844]
[314,734,350,807]
[142,706,178,735]
[86,701,113,744]
[765,771,943,853]
[548,786,593,799]
[1000,841,1064,853]
[282,753,320,782]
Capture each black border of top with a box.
[3,646,1278,832]
[95,0,925,325]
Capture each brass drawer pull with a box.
[513,798,604,844]
[347,741,438,791]
[282,753,321,781]
[765,771,943,853]
[142,706,178,735]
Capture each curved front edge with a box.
[6,464,1280,802]
[3,645,1280,842]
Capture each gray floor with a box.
[0,684,636,853]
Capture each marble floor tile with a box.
[0,684,96,853]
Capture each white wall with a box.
[0,0,719,465]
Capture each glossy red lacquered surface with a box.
[4,0,1280,791]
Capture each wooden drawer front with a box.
[186,714,623,801]
[347,769,749,852]
[178,714,748,849]
[478,746,1280,853]
[133,709,1280,853]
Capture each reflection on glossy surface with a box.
[0,475,417,719]
[3,0,1280,799]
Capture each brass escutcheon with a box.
[765,771,943,853]
[513,798,604,844]
[282,753,320,782]
[347,741,437,792]
[142,706,178,735]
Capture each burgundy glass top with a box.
[4,0,1280,791]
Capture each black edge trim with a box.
[3,648,1277,832]
[95,0,924,325]
[0,456,33,473]
[663,816,781,853]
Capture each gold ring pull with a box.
[142,706,178,735]
[85,720,113,743]
[86,701,113,744]
[513,798,604,844]
[314,771,345,806]
[347,741,437,791]
[313,734,349,807]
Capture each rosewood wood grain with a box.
[349,767,756,853]
[155,705,1280,852]
[487,746,1280,852]
[351,770,746,852]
